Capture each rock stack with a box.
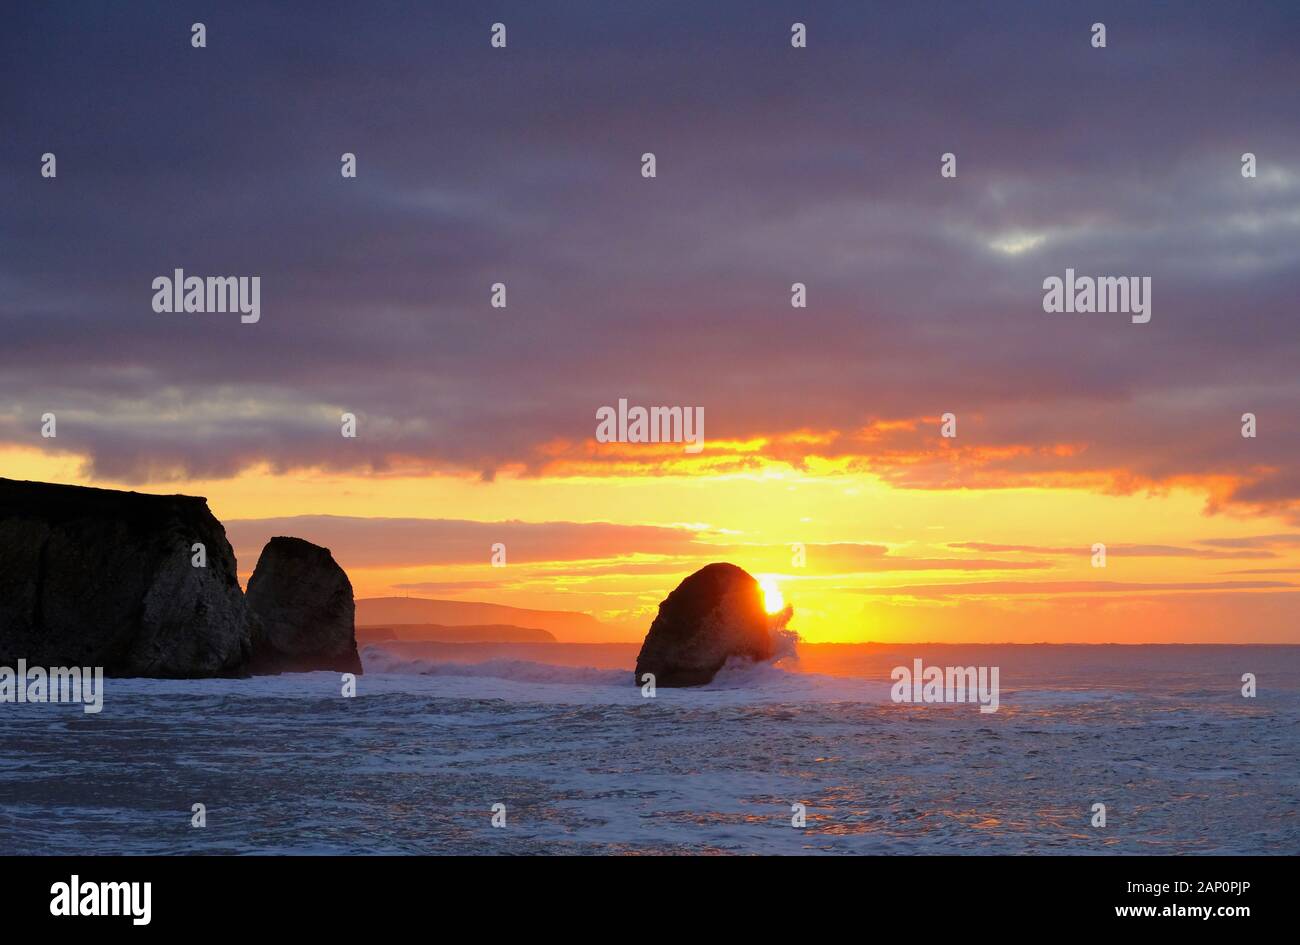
[633,562,777,687]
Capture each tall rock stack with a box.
[246,536,362,674]
[633,562,777,687]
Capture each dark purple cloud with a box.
[2,1,1298,515]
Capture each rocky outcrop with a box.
[0,478,253,677]
[246,537,361,674]
[633,563,776,687]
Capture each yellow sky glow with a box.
[5,444,1297,644]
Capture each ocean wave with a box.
[360,644,889,701]
[705,655,811,688]
[361,644,821,690]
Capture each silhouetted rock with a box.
[633,563,775,687]
[0,478,253,677]
[246,537,361,674]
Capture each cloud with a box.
[1196,533,1300,549]
[3,1,1299,520]
[850,580,1295,598]
[948,541,1275,560]
[225,515,704,569]
[1221,568,1300,575]
[222,523,1057,582]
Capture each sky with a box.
[3,1,1300,642]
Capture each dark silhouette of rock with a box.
[0,478,253,677]
[246,537,361,674]
[633,563,775,687]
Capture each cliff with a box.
[0,478,252,677]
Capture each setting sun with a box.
[759,576,785,614]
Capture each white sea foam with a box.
[2,644,1294,855]
[362,647,629,687]
[360,644,893,704]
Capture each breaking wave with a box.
[361,646,629,686]
[359,642,887,702]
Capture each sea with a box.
[1,643,1296,855]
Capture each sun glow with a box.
[759,576,785,614]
